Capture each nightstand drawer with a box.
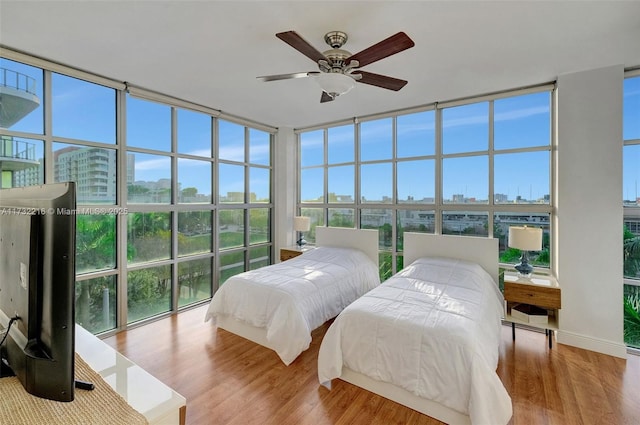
[280,248,303,262]
[504,281,561,309]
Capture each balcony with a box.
[0,136,40,171]
[0,67,40,128]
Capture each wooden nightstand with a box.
[279,246,310,262]
[503,272,561,348]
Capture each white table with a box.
[75,325,186,425]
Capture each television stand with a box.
[75,324,186,424]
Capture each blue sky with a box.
[301,91,554,202]
[2,58,639,203]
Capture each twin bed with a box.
[318,232,512,425]
[205,227,380,365]
[205,228,512,424]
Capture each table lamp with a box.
[508,225,542,277]
[294,216,310,248]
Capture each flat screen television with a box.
[0,182,76,401]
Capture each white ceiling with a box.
[1,1,639,129]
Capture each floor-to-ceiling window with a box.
[623,71,640,349]
[0,53,274,335]
[298,85,553,280]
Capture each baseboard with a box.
[557,330,628,359]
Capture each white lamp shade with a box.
[314,73,356,97]
[508,226,542,251]
[293,216,310,232]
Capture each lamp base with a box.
[514,267,532,278]
[296,233,307,248]
[514,251,533,277]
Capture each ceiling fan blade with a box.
[345,32,415,68]
[320,92,334,103]
[354,71,408,91]
[276,31,327,63]
[257,71,320,82]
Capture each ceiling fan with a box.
[257,30,415,103]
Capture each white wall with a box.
[556,65,627,358]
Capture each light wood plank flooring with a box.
[103,305,640,425]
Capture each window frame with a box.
[624,70,640,288]
[297,85,555,277]
[0,49,276,335]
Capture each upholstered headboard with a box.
[315,227,379,267]
[404,233,499,283]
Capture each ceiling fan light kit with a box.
[314,73,356,100]
[257,30,415,103]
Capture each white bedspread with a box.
[318,257,512,425]
[205,246,380,365]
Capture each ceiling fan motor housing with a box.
[324,31,348,48]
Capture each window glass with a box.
[249,128,270,166]
[397,110,435,158]
[177,258,212,307]
[442,211,489,237]
[442,102,488,154]
[76,275,116,334]
[249,166,270,203]
[177,108,211,157]
[249,208,270,245]
[495,212,550,268]
[494,92,551,150]
[219,163,245,203]
[494,151,550,204]
[297,89,552,279]
[361,162,392,203]
[623,284,640,348]
[442,156,488,203]
[76,214,116,273]
[300,167,323,202]
[127,264,172,323]
[397,210,435,251]
[300,208,325,244]
[624,145,640,207]
[219,120,245,162]
[219,209,245,249]
[250,246,270,270]
[54,143,117,204]
[127,212,171,263]
[126,95,171,152]
[300,129,324,167]
[178,211,212,256]
[0,136,43,188]
[397,159,435,203]
[328,165,354,203]
[328,124,354,164]
[0,58,43,134]
[52,73,116,144]
[624,217,640,279]
[623,76,640,141]
[127,152,171,204]
[361,118,392,161]
[220,251,245,284]
[178,158,211,203]
[361,208,393,250]
[328,208,354,228]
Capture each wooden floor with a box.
[103,304,640,425]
